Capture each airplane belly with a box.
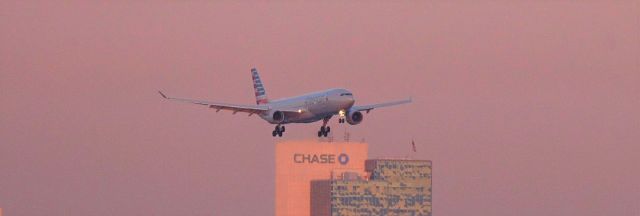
[283,92,348,124]
[286,112,320,123]
[307,103,325,114]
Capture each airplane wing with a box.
[158,91,269,115]
[351,98,412,113]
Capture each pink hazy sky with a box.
[1,1,639,215]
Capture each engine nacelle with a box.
[346,110,363,125]
[267,110,285,124]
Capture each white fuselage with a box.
[259,88,355,124]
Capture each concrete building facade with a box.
[320,159,433,216]
[276,140,431,216]
[275,140,369,216]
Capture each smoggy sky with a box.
[1,1,639,215]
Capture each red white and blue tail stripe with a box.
[251,68,269,104]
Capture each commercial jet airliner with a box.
[159,68,411,137]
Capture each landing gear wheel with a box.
[318,116,332,137]
[274,125,285,137]
[317,126,330,137]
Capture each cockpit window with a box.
[340,93,353,96]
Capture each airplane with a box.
[159,68,411,137]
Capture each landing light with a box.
[298,109,303,113]
[339,110,346,117]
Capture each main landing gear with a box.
[317,117,331,137]
[272,125,285,137]
[317,126,331,137]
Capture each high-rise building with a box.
[275,140,432,216]
[275,140,369,216]
[311,159,433,216]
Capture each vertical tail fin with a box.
[251,68,269,104]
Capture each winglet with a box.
[158,91,168,99]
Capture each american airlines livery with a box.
[159,68,411,137]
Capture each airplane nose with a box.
[347,96,355,106]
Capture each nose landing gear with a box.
[338,110,346,124]
[272,125,285,137]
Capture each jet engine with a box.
[267,110,285,124]
[346,110,363,125]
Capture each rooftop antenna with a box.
[412,138,417,153]
[405,138,417,159]
[411,138,419,159]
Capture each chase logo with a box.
[293,153,350,165]
[338,153,349,165]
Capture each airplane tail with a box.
[251,68,269,104]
